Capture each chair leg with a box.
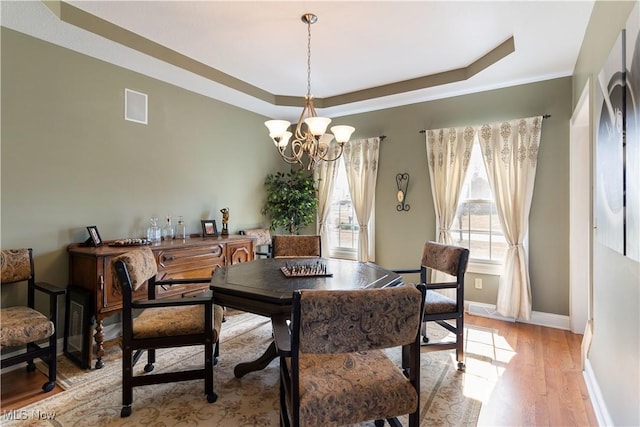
[204,340,217,403]
[121,346,133,418]
[456,314,465,371]
[144,349,155,373]
[42,333,57,392]
[213,340,219,365]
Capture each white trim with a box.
[583,358,613,427]
[466,301,570,330]
[467,260,502,275]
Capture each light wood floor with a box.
[1,314,598,426]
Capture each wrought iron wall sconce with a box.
[396,173,410,211]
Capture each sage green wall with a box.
[341,78,572,316]
[2,27,572,320]
[1,28,284,290]
[572,2,639,426]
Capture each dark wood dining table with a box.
[210,257,402,377]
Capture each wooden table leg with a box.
[233,341,277,378]
[94,320,105,369]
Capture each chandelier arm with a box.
[277,143,304,167]
[316,143,345,162]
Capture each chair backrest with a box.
[420,241,469,280]
[113,247,158,293]
[272,235,321,258]
[241,228,273,258]
[0,248,34,285]
[242,228,272,247]
[293,285,425,354]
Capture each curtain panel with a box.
[343,137,380,262]
[314,143,341,257]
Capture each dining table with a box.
[209,257,402,377]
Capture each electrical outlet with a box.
[474,278,483,289]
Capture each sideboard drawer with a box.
[157,244,225,270]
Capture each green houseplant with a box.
[262,169,317,235]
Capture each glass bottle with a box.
[147,217,161,243]
[175,216,187,240]
[162,215,174,240]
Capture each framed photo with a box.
[201,220,218,237]
[64,286,94,369]
[86,226,103,247]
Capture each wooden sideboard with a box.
[67,235,254,369]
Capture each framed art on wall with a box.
[201,220,218,237]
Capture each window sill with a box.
[467,260,502,276]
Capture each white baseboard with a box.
[583,358,612,426]
[466,301,571,330]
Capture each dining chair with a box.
[113,246,223,417]
[0,248,66,392]
[271,234,321,258]
[273,284,426,427]
[394,241,469,370]
[240,228,273,258]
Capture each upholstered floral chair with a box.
[113,246,223,418]
[240,228,273,258]
[0,248,66,392]
[272,284,426,427]
[271,234,321,258]
[394,241,469,370]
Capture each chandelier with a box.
[265,13,355,170]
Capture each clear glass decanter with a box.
[162,215,174,240]
[175,216,187,240]
[147,217,161,243]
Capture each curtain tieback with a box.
[359,224,368,231]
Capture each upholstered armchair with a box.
[273,284,426,427]
[394,241,469,370]
[240,228,273,258]
[271,234,321,258]
[0,248,66,392]
[113,247,223,418]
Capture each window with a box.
[326,158,374,260]
[450,141,507,273]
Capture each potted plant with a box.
[262,169,317,235]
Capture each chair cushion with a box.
[132,304,223,340]
[0,249,32,284]
[0,306,54,349]
[424,289,457,314]
[290,350,418,426]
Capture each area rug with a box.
[5,310,481,426]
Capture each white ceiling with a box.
[2,1,595,121]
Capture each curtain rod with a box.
[418,114,551,134]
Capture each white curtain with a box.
[425,127,474,295]
[314,143,341,257]
[477,116,543,320]
[425,127,475,244]
[343,137,380,262]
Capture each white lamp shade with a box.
[265,120,291,137]
[330,125,355,143]
[304,117,331,136]
[276,131,292,148]
[319,133,334,145]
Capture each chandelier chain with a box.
[306,19,312,98]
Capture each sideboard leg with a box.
[94,320,105,369]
